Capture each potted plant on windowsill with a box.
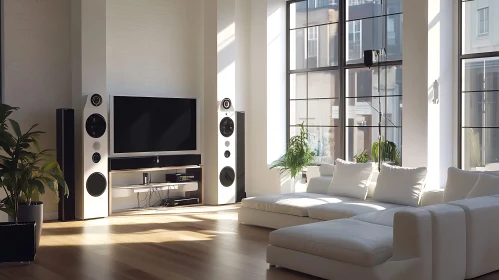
[270,123,315,191]
[0,104,68,263]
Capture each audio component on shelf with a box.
[56,108,76,221]
[162,197,199,207]
[76,93,109,220]
[165,173,195,183]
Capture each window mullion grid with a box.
[339,0,346,159]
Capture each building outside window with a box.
[288,0,403,164]
[477,7,489,36]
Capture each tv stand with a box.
[108,154,203,215]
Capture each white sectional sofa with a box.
[238,164,499,280]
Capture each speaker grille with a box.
[219,117,234,137]
[219,166,235,187]
[85,114,107,138]
[86,172,107,197]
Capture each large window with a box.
[287,0,403,164]
[459,1,499,171]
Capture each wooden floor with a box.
[0,205,498,280]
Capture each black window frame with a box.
[458,0,499,169]
[286,0,403,162]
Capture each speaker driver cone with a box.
[222,98,232,110]
[86,172,107,197]
[90,94,103,107]
[219,167,235,187]
[219,117,234,137]
[85,114,107,138]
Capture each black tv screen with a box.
[113,96,197,153]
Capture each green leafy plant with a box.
[0,104,69,223]
[270,123,315,179]
[353,149,369,163]
[372,140,401,165]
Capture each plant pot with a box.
[8,202,43,249]
[0,222,36,262]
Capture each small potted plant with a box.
[0,104,68,262]
[270,123,315,189]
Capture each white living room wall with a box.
[106,0,204,211]
[2,0,72,221]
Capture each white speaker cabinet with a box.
[217,98,236,204]
[76,94,109,220]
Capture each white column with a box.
[402,0,429,168]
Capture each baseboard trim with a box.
[44,212,58,221]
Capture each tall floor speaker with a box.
[235,112,246,203]
[56,109,75,221]
[76,94,109,220]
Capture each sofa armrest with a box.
[448,196,499,278]
[306,176,332,194]
[391,208,432,262]
[420,189,444,206]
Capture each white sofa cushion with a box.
[351,206,413,227]
[306,176,333,194]
[307,200,403,221]
[319,164,335,176]
[240,193,356,217]
[327,159,373,199]
[372,164,427,207]
[269,219,393,267]
[467,173,499,198]
[444,167,499,202]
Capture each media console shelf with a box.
[108,155,203,215]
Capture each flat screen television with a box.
[113,96,197,154]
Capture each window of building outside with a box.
[287,0,403,164]
[477,7,489,36]
[460,1,499,171]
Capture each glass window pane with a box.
[346,126,402,163]
[307,24,338,68]
[462,128,499,170]
[290,100,307,126]
[290,73,307,99]
[346,96,402,127]
[462,1,497,55]
[346,66,403,97]
[462,58,499,92]
[462,92,499,128]
[346,14,403,64]
[307,0,339,26]
[290,28,307,70]
[308,99,339,126]
[290,1,307,29]
[308,126,340,164]
[308,71,340,98]
[347,0,402,21]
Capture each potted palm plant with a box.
[270,123,315,188]
[0,104,68,262]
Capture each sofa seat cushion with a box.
[241,193,356,217]
[308,200,403,221]
[352,206,414,227]
[269,219,393,267]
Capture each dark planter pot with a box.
[8,202,43,249]
[0,222,36,262]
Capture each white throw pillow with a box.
[372,164,427,207]
[444,167,499,202]
[327,159,373,199]
[467,173,499,198]
[319,164,335,176]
